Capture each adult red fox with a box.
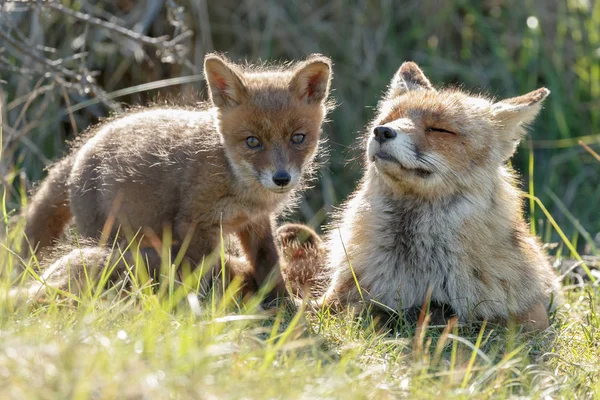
[278,62,561,331]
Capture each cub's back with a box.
[67,107,225,237]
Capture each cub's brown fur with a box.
[277,223,329,298]
[11,239,256,304]
[279,62,561,331]
[21,53,333,300]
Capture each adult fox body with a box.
[21,53,333,299]
[278,62,562,330]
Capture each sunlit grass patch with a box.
[2,232,599,399]
[0,180,598,398]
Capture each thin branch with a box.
[42,1,192,63]
[0,28,82,81]
[0,58,36,77]
[579,140,600,162]
[0,25,119,111]
[43,2,169,45]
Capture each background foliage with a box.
[1,0,598,247]
[1,2,600,398]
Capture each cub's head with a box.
[367,61,549,198]
[204,53,332,194]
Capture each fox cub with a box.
[22,53,333,299]
[278,62,561,330]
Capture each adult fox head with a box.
[204,53,332,194]
[367,61,549,198]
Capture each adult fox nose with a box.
[373,126,397,144]
[272,170,291,187]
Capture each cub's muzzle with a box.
[272,170,292,187]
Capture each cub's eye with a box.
[291,133,306,144]
[246,136,262,149]
[427,127,457,135]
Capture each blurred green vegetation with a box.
[1,0,598,249]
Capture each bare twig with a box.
[0,28,82,81]
[579,140,600,162]
[42,1,192,64]
[60,86,79,136]
[0,56,36,77]
[12,77,46,133]
[0,23,119,111]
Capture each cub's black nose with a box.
[272,170,291,187]
[373,126,397,144]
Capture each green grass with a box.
[1,247,599,399]
[2,1,600,240]
[0,200,599,399]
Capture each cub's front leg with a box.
[174,220,220,267]
[173,220,256,294]
[237,217,286,301]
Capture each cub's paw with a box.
[276,223,322,261]
[276,223,328,298]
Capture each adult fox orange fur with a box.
[21,53,333,299]
[278,62,562,330]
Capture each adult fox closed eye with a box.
[21,53,333,299]
[278,61,562,330]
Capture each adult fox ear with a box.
[492,88,549,127]
[289,55,332,104]
[204,54,248,108]
[386,61,434,99]
[492,88,550,159]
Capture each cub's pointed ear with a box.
[492,88,550,159]
[386,61,434,99]
[204,54,248,108]
[289,55,332,104]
